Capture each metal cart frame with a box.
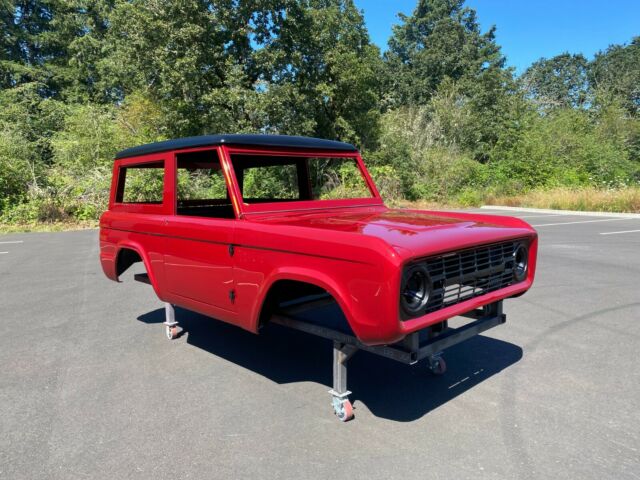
[158,290,506,421]
[270,298,505,420]
[138,273,507,422]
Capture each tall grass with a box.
[484,187,640,213]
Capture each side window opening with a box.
[116,161,165,204]
[176,149,234,219]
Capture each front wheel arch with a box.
[254,274,353,333]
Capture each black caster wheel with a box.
[428,356,447,375]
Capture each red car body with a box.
[100,135,537,346]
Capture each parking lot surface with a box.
[1,208,639,479]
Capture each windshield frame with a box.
[220,145,383,216]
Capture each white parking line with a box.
[600,229,640,236]
[0,251,8,254]
[532,218,633,227]
[481,205,640,218]
[469,210,583,219]
[512,214,565,219]
[0,241,23,244]
[463,210,564,219]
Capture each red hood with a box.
[251,207,536,260]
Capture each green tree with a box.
[0,1,55,88]
[101,0,233,133]
[257,0,383,148]
[521,53,589,110]
[384,0,514,160]
[99,0,382,147]
[99,0,291,135]
[0,1,111,98]
[384,0,507,107]
[589,37,640,116]
[62,0,114,102]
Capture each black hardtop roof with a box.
[115,134,358,159]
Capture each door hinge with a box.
[228,244,235,257]
[229,289,236,303]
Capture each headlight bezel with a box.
[513,243,529,282]
[400,264,432,317]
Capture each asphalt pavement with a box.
[1,208,639,480]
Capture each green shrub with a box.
[455,188,484,207]
[488,108,637,192]
[0,129,37,210]
[368,165,403,202]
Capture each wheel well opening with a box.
[116,248,143,278]
[259,280,352,334]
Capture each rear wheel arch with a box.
[116,247,143,278]
[114,244,157,288]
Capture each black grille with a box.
[419,241,522,315]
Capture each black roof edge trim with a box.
[115,134,358,159]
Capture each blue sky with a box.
[353,0,640,74]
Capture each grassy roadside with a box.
[482,187,640,213]
[395,187,640,213]
[1,187,639,234]
[0,220,98,235]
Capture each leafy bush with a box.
[370,107,489,202]
[368,165,402,202]
[488,108,638,194]
[315,160,373,200]
[0,129,37,210]
[0,94,167,224]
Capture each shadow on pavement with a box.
[138,307,522,422]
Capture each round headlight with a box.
[513,244,528,282]
[400,265,431,316]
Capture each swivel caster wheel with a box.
[427,356,447,375]
[165,325,179,340]
[332,398,354,422]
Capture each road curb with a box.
[480,205,640,219]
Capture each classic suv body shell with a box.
[100,141,537,346]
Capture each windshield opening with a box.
[230,154,375,205]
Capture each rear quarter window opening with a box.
[116,161,164,204]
